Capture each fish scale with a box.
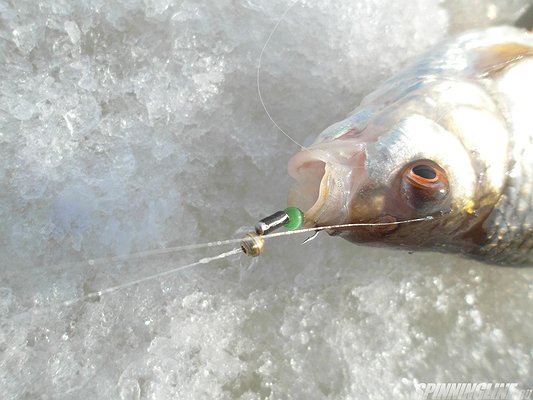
[482,56,533,263]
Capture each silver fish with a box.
[288,25,533,264]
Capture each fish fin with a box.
[473,43,533,78]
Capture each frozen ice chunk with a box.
[64,21,81,43]
[12,23,40,54]
[63,95,101,136]
[8,97,36,121]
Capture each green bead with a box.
[283,207,304,230]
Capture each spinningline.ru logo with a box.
[415,383,532,400]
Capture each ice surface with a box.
[0,0,532,399]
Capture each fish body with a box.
[288,26,533,264]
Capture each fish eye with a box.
[411,164,437,181]
[400,160,449,212]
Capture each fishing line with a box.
[36,213,437,282]
[257,0,309,151]
[64,215,435,266]
[8,216,435,317]
[64,216,433,305]
[258,215,434,239]
[62,248,241,307]
[6,249,242,321]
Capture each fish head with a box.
[288,110,491,250]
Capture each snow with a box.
[0,0,531,398]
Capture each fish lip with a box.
[288,146,359,227]
[287,149,329,226]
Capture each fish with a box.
[287,25,533,265]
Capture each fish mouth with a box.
[288,155,331,226]
[288,143,366,227]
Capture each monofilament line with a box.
[257,0,308,150]
[62,248,241,307]
[11,216,434,317]
[85,216,435,263]
[61,217,431,306]
[61,215,435,269]
[256,216,434,240]
[40,216,433,310]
